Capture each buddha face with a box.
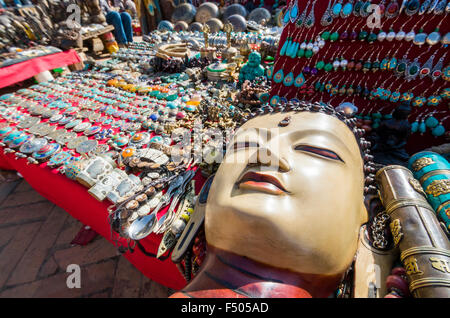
[247,51,261,68]
[205,111,368,276]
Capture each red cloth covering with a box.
[0,149,201,290]
[0,50,81,89]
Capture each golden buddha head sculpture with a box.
[205,102,375,279]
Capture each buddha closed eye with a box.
[294,145,344,163]
[232,140,344,161]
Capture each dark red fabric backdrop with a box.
[270,0,449,154]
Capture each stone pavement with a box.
[0,172,172,298]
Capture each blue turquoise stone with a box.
[150,136,163,144]
[425,117,439,128]
[287,41,294,57]
[283,72,294,86]
[3,131,21,142]
[432,125,445,137]
[10,134,28,146]
[280,39,289,56]
[167,102,178,109]
[419,122,426,133]
[294,73,305,87]
[150,114,159,121]
[342,2,353,15]
[283,7,291,24]
[411,121,419,133]
[0,127,12,135]
[65,162,82,180]
[290,2,298,21]
[166,94,178,101]
[259,93,269,103]
[273,69,284,83]
[332,2,342,16]
[270,95,280,107]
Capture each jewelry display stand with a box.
[270,0,449,154]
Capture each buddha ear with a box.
[360,199,369,224]
[363,193,384,225]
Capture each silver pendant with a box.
[399,0,408,14]
[360,1,371,17]
[419,54,434,79]
[430,54,446,81]
[428,0,439,13]
[76,139,98,155]
[419,0,431,14]
[73,121,92,133]
[405,58,420,82]
[433,0,446,14]
[297,1,310,27]
[304,1,316,28]
[405,0,420,15]
[396,56,409,78]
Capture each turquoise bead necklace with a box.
[412,112,449,137]
[279,4,312,58]
[281,2,319,59]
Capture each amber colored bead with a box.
[347,60,355,70]
[347,86,354,95]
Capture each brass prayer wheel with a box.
[376,165,450,298]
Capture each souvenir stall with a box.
[0,0,448,299]
[0,2,280,290]
[0,0,120,83]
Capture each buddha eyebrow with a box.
[232,141,260,150]
[294,145,345,163]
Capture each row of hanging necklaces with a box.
[268,0,450,137]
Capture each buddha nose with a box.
[250,147,290,172]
